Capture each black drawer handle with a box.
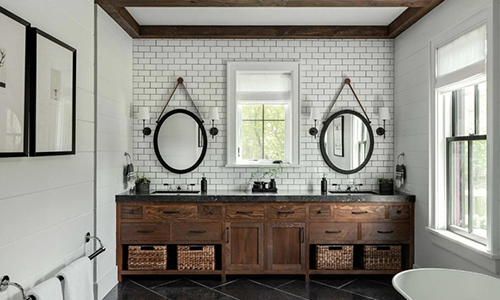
[377,230,394,234]
[236,211,253,214]
[397,210,402,214]
[209,211,214,215]
[278,211,295,214]
[189,230,206,234]
[128,210,135,214]
[163,211,180,214]
[317,211,322,214]
[137,230,153,234]
[325,230,342,234]
[351,211,368,214]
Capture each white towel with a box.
[27,277,63,300]
[56,257,93,300]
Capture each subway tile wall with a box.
[133,39,394,192]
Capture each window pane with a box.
[454,86,475,136]
[263,121,285,160]
[449,141,468,229]
[264,105,285,120]
[241,121,263,160]
[478,82,487,135]
[242,105,262,120]
[472,140,487,237]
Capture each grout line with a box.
[276,279,297,288]
[336,278,359,289]
[133,278,182,289]
[128,280,172,300]
[188,279,240,300]
[247,279,307,300]
[311,280,378,300]
[364,277,395,287]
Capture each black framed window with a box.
[446,82,487,244]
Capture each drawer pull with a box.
[351,211,368,214]
[137,230,153,234]
[325,230,342,234]
[236,211,253,214]
[163,211,180,214]
[317,211,322,214]
[128,211,135,214]
[226,227,229,243]
[377,230,394,234]
[301,227,305,243]
[209,211,214,215]
[397,210,402,214]
[278,211,295,214]
[188,230,206,234]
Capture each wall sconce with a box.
[208,107,219,139]
[137,107,151,139]
[376,107,390,139]
[309,107,322,139]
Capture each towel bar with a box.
[1,232,105,299]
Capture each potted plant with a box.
[135,174,151,194]
[378,178,394,195]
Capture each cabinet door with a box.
[267,223,306,271]
[226,223,264,271]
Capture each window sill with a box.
[225,163,300,168]
[426,227,500,261]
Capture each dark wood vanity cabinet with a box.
[116,201,414,281]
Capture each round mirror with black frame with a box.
[154,109,207,174]
[320,109,374,174]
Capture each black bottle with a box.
[201,177,207,192]
[321,175,328,193]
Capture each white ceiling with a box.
[126,7,407,26]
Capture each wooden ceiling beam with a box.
[139,26,389,39]
[388,0,445,38]
[107,0,432,8]
[97,0,140,38]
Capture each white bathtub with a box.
[392,268,500,300]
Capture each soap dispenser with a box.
[321,174,328,193]
[201,176,208,192]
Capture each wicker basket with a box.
[363,245,401,270]
[316,245,354,270]
[128,245,167,270]
[177,245,215,270]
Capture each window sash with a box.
[236,104,291,163]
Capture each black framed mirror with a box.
[320,109,374,174]
[154,109,207,174]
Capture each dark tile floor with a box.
[104,275,404,300]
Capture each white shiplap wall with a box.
[394,0,500,275]
[0,0,95,299]
[95,7,133,300]
[132,39,394,192]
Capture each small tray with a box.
[252,187,278,193]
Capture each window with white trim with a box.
[434,24,487,244]
[227,62,300,166]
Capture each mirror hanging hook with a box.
[157,77,204,123]
[326,78,371,123]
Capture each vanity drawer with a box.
[267,205,306,220]
[198,205,223,219]
[389,205,410,220]
[226,205,264,219]
[171,222,222,241]
[309,205,331,220]
[333,204,385,220]
[121,223,169,244]
[309,223,358,243]
[361,223,410,242]
[145,205,197,220]
[121,205,143,219]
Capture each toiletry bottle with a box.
[201,176,207,192]
[321,174,328,193]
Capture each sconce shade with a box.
[379,107,390,121]
[208,107,220,121]
[137,107,151,120]
[310,107,322,121]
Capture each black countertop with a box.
[116,190,415,203]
